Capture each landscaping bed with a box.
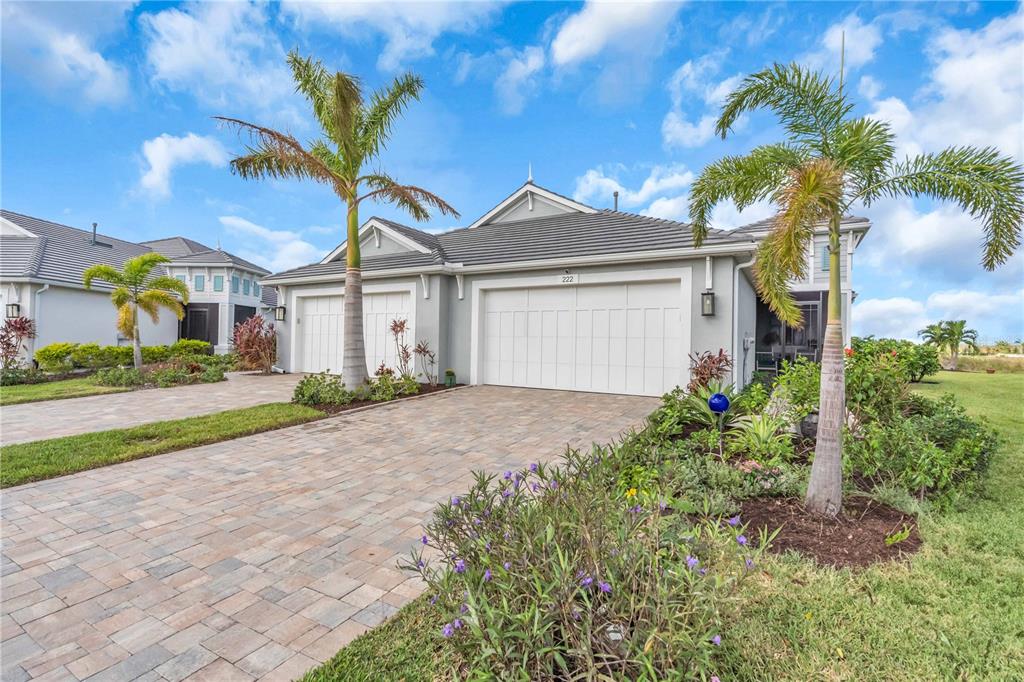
[311,382,460,415]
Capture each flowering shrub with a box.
[852,336,941,383]
[232,316,276,373]
[404,444,768,679]
[0,316,36,371]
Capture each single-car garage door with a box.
[298,291,411,374]
[482,281,685,396]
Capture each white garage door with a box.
[482,281,685,396]
[298,291,411,374]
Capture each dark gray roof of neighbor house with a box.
[728,215,870,235]
[263,207,754,282]
[0,210,162,289]
[260,285,278,307]
[140,236,213,258]
[171,248,271,275]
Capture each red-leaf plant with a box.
[687,349,734,393]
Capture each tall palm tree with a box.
[917,322,946,349]
[83,253,189,369]
[688,63,1023,517]
[942,320,979,370]
[216,51,458,386]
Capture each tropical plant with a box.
[919,320,979,370]
[414,339,438,386]
[389,318,413,377]
[0,316,36,371]
[688,62,1024,516]
[82,253,189,370]
[232,316,276,373]
[727,415,794,465]
[216,51,458,387]
[687,348,734,392]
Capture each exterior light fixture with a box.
[700,291,716,316]
[5,303,20,318]
[274,306,286,322]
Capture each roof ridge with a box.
[1,209,143,249]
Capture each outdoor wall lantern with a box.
[701,291,716,316]
[5,303,20,318]
[274,306,286,322]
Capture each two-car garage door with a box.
[482,280,685,397]
[298,291,411,374]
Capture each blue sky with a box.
[2,1,1022,341]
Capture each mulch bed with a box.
[313,383,459,416]
[740,496,922,569]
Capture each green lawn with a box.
[305,371,1024,681]
[0,402,324,487]
[0,377,131,405]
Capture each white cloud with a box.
[550,1,680,67]
[858,75,882,100]
[139,133,228,199]
[0,2,131,106]
[574,164,694,210]
[854,289,1024,342]
[219,216,325,273]
[281,1,502,72]
[140,2,292,111]
[866,7,1023,160]
[494,46,545,115]
[661,53,743,149]
[710,200,776,230]
[643,195,691,222]
[817,15,883,70]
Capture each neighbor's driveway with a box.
[1,373,303,445]
[1,386,656,681]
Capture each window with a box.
[253,283,260,297]
[213,275,224,292]
[231,276,240,293]
[243,279,251,295]
[175,274,186,283]
[820,245,830,271]
[194,275,205,291]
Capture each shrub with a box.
[687,348,733,392]
[69,343,104,369]
[1,317,37,371]
[404,445,767,680]
[35,342,77,372]
[293,372,352,406]
[199,365,226,383]
[141,345,172,364]
[94,367,145,387]
[852,336,940,383]
[773,357,820,419]
[845,352,909,423]
[727,415,794,465]
[737,380,770,414]
[170,339,213,357]
[232,317,276,373]
[1,367,45,386]
[650,380,745,439]
[100,346,133,367]
[414,340,438,386]
[150,367,194,388]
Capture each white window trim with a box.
[468,266,693,389]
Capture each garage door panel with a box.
[298,291,411,375]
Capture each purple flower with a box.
[421,535,429,545]
[530,463,539,473]
[629,505,643,514]
[580,575,593,587]
[503,531,511,540]
[699,568,707,576]
[711,677,721,682]
[659,500,668,511]
[472,518,481,525]
[711,634,721,646]
[454,559,466,573]
[453,618,463,629]
[531,483,541,492]
[728,515,741,527]
[737,535,748,546]
[429,595,438,605]
[460,603,469,614]
[549,480,559,490]
[502,489,513,499]
[417,559,425,568]
[746,557,755,569]
[610,548,618,557]
[503,561,511,570]
[686,555,699,569]
[484,569,492,582]
[503,470,512,480]
[485,542,491,551]
[451,496,461,506]
[442,623,454,637]
[598,581,612,594]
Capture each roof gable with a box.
[319,217,439,264]
[469,182,597,229]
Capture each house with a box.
[141,237,277,353]
[262,181,870,396]
[0,210,275,360]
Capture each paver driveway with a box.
[1,386,657,681]
[1,373,303,445]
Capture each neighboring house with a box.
[0,210,275,361]
[141,237,276,353]
[263,181,869,396]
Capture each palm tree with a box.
[216,52,458,386]
[918,322,946,349]
[688,63,1023,517]
[942,320,979,370]
[83,253,189,369]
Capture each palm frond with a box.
[138,290,185,322]
[857,146,1024,269]
[123,253,171,285]
[83,264,125,289]
[359,74,424,159]
[117,304,136,339]
[215,117,341,191]
[716,63,852,149]
[769,158,845,276]
[287,51,362,148]
[359,174,460,221]
[688,143,808,245]
[830,117,896,193]
[753,237,803,327]
[147,275,190,304]
[110,287,133,309]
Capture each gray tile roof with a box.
[373,217,444,252]
[1,210,162,289]
[171,249,271,275]
[139,236,213,258]
[260,285,278,307]
[728,215,870,234]
[264,207,753,282]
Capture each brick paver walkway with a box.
[1,373,303,445]
[1,386,656,681]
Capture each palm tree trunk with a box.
[342,201,368,386]
[805,218,845,518]
[132,304,143,370]
[950,344,959,370]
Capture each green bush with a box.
[738,380,770,414]
[649,380,745,439]
[773,357,820,419]
[170,339,212,357]
[141,345,172,364]
[1,367,45,386]
[34,342,77,372]
[94,367,145,387]
[852,336,941,383]
[293,372,353,406]
[69,343,103,369]
[150,367,194,388]
[727,415,794,465]
[845,352,909,423]
[199,366,225,383]
[404,444,767,679]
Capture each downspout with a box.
[31,284,50,365]
[732,255,756,389]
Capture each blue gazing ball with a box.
[707,392,730,414]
